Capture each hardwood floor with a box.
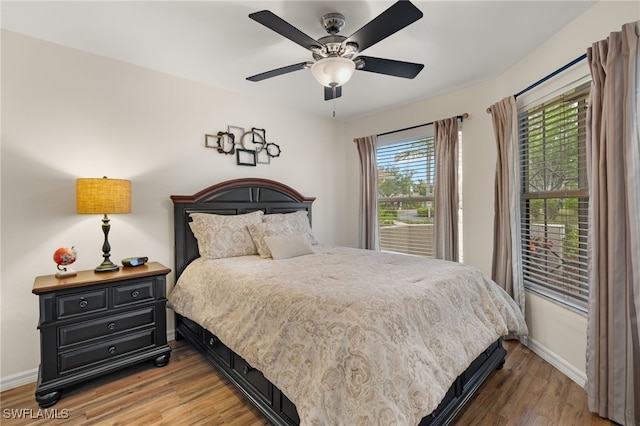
[1,340,613,426]
[454,341,613,426]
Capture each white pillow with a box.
[264,233,315,260]
[263,210,317,244]
[247,221,294,258]
[189,211,263,259]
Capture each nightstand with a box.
[32,262,172,408]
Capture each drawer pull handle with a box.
[243,365,256,375]
[107,322,116,331]
[209,337,217,346]
[108,346,116,354]
[79,300,88,308]
[131,290,140,298]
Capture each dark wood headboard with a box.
[170,178,316,278]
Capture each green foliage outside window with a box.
[520,81,590,309]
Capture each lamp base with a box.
[95,259,119,273]
[95,213,120,273]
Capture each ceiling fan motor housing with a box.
[312,35,358,60]
[321,13,345,34]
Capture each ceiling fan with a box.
[246,1,425,101]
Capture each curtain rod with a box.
[514,54,587,99]
[377,113,469,137]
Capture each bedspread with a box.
[168,245,527,426]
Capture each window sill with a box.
[524,287,588,317]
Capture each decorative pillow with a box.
[263,210,317,244]
[189,211,263,259]
[247,221,294,258]
[264,233,315,260]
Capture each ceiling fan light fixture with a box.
[310,57,356,87]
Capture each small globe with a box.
[53,247,77,267]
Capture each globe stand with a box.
[55,265,77,278]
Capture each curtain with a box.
[488,96,525,315]
[354,135,380,250]
[585,21,640,426]
[433,117,459,261]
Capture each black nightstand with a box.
[32,262,172,407]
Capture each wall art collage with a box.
[205,126,281,166]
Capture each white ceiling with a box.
[1,1,596,120]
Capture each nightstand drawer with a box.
[59,329,155,373]
[57,289,107,319]
[58,307,155,347]
[113,280,154,307]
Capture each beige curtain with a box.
[433,117,459,261]
[354,135,380,250]
[487,96,525,315]
[585,21,640,426]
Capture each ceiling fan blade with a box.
[247,62,309,82]
[356,56,424,79]
[249,10,320,51]
[324,85,343,101]
[345,1,423,53]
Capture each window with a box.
[519,81,590,311]
[377,133,435,258]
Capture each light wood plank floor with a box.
[0,340,614,425]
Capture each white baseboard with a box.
[0,368,38,392]
[1,330,177,393]
[525,337,587,387]
[167,328,176,342]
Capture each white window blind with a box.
[519,80,590,311]
[377,135,435,258]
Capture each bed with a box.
[168,178,527,426]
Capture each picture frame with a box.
[256,148,271,164]
[252,127,266,145]
[266,142,281,158]
[205,134,219,149]
[215,131,235,155]
[236,148,257,166]
[241,129,266,153]
[227,125,244,148]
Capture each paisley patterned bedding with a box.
[168,245,528,426]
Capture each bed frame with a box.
[171,178,506,426]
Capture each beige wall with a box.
[344,1,639,381]
[0,30,351,383]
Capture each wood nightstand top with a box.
[32,261,171,295]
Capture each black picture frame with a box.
[252,127,266,144]
[266,142,281,158]
[216,131,235,155]
[236,148,257,166]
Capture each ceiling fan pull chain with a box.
[333,88,337,118]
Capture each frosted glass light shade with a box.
[310,57,356,87]
[76,177,131,214]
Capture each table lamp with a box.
[76,176,131,272]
